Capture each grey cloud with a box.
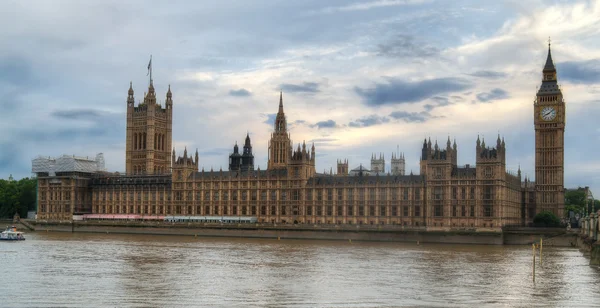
[467,70,507,79]
[377,34,439,58]
[424,96,457,111]
[229,88,252,97]
[389,111,431,123]
[311,119,337,129]
[558,59,600,84]
[198,148,231,156]
[0,57,36,86]
[349,115,390,128]
[262,113,276,126]
[476,88,509,103]
[310,138,339,143]
[51,109,105,120]
[355,77,472,106]
[306,137,339,147]
[280,82,320,93]
[288,119,307,130]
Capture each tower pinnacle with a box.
[544,37,555,71]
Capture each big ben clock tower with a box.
[534,39,565,218]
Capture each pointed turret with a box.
[538,38,561,95]
[544,39,556,72]
[166,84,173,108]
[244,132,251,147]
[127,82,135,107]
[195,148,199,165]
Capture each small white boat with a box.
[0,226,26,241]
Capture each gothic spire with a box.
[278,91,284,114]
[244,132,251,147]
[544,37,556,71]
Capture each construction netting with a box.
[32,153,106,176]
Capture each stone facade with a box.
[34,45,566,228]
[125,80,173,175]
[533,42,566,217]
[391,152,406,176]
[370,153,385,174]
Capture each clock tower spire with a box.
[533,38,565,220]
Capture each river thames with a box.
[1,232,599,307]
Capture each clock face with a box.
[540,106,557,121]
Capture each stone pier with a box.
[579,211,600,265]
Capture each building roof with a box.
[451,166,477,177]
[189,168,288,179]
[91,174,171,186]
[306,174,425,186]
[350,165,370,172]
[32,154,105,175]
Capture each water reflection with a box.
[1,233,599,307]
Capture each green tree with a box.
[564,187,592,216]
[533,211,561,228]
[0,177,37,218]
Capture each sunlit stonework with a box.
[33,45,565,229]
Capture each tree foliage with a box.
[564,187,600,216]
[0,177,37,218]
[533,211,561,228]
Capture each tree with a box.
[564,187,591,216]
[0,177,37,218]
[533,211,561,228]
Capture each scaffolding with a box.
[32,153,106,176]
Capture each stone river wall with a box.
[22,220,580,246]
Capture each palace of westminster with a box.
[33,44,566,228]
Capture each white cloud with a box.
[1,0,600,196]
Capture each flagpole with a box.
[150,55,152,85]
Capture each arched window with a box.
[134,133,138,150]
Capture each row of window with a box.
[89,204,503,218]
[90,186,510,203]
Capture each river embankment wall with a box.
[24,220,578,246]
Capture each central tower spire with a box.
[274,91,287,133]
[268,91,292,170]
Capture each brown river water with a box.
[1,232,599,307]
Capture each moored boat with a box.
[0,226,26,241]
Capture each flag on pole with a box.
[147,55,152,76]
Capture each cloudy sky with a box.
[1,0,599,194]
